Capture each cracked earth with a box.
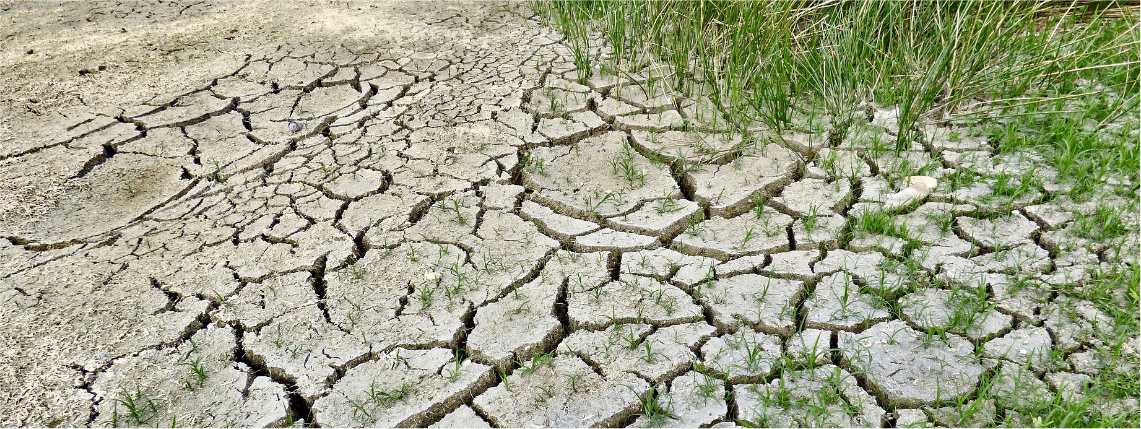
[2,1,1138,427]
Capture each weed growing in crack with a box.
[803,205,819,233]
[752,194,766,219]
[684,214,704,236]
[446,348,466,382]
[850,208,908,239]
[633,386,675,427]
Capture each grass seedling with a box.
[752,194,766,219]
[738,227,755,249]
[684,214,704,236]
[622,327,641,350]
[213,291,231,308]
[583,191,615,219]
[499,368,511,391]
[347,399,373,422]
[655,290,678,315]
[446,348,466,382]
[441,198,467,225]
[111,386,160,427]
[366,381,408,407]
[417,284,435,309]
[513,300,532,314]
[1073,204,1130,242]
[518,351,556,376]
[693,364,721,400]
[347,264,366,281]
[180,356,208,391]
[537,385,556,401]
[803,205,819,233]
[632,386,675,427]
[654,196,683,214]
[641,341,656,363]
[548,94,562,115]
[611,142,646,189]
[850,208,908,239]
[569,374,583,393]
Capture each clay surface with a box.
[1,1,1137,427]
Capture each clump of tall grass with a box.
[533,1,1138,181]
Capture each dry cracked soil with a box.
[2,1,1138,428]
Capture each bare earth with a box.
[1,1,1138,427]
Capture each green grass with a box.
[848,207,909,240]
[110,386,162,427]
[534,0,1138,171]
[529,2,1140,426]
[1072,204,1132,242]
[633,386,676,427]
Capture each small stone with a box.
[882,176,938,209]
[287,120,305,133]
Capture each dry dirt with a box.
[2,1,1138,427]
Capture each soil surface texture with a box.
[2,1,1138,427]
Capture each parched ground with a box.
[1,1,1138,427]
